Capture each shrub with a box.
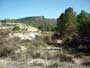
[0,32,19,57]
[13,26,21,32]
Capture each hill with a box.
[16,16,57,25]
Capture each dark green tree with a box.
[77,10,90,23]
[57,13,66,37]
[77,11,90,39]
[57,7,77,38]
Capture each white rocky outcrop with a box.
[9,32,40,40]
[0,22,41,40]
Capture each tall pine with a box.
[57,7,77,38]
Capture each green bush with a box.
[13,26,21,32]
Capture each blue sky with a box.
[0,0,90,19]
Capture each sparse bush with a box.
[13,25,21,32]
[58,54,73,62]
[0,32,19,57]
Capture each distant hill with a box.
[16,16,57,25]
[0,16,57,25]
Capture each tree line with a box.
[56,7,90,40]
[56,7,90,54]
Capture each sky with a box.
[0,0,90,19]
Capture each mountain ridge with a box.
[0,16,57,25]
[16,16,57,25]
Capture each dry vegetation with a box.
[0,30,90,68]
